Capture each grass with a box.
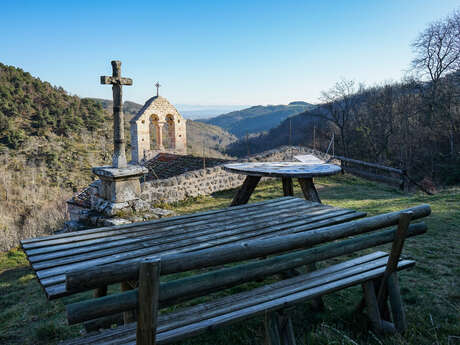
[0,174,459,345]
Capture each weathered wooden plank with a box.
[66,205,429,293]
[38,207,358,281]
[67,220,426,324]
[37,208,364,299]
[28,200,316,262]
[230,175,261,206]
[22,196,297,246]
[28,200,324,263]
[23,197,303,250]
[43,210,366,297]
[29,199,311,257]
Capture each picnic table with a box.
[20,196,365,301]
[223,162,341,205]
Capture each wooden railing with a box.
[332,155,409,192]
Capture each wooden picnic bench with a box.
[58,203,430,345]
[19,198,431,344]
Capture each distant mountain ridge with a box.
[198,101,315,138]
[225,107,327,157]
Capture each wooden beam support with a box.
[136,258,160,345]
[278,308,297,345]
[298,178,321,203]
[230,176,261,206]
[377,212,412,309]
[363,280,396,334]
[387,272,407,333]
[282,177,294,196]
[265,312,282,345]
[306,263,325,311]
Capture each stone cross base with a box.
[92,165,148,216]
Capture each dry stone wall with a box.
[140,146,330,204]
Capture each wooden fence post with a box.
[137,258,161,345]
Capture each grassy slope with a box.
[0,175,458,345]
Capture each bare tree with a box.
[320,78,360,156]
[411,10,460,84]
[411,9,460,159]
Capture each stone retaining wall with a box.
[139,146,330,204]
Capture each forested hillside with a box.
[0,63,114,251]
[186,120,237,157]
[225,109,327,156]
[0,63,106,149]
[200,101,314,137]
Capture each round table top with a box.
[223,162,341,178]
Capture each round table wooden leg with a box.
[281,177,294,196]
[298,178,321,203]
[230,175,261,206]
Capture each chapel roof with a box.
[143,153,230,180]
[130,96,181,124]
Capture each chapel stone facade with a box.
[130,96,187,164]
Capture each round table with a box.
[223,162,341,206]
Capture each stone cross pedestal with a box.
[92,61,148,216]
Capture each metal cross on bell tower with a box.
[155,82,161,97]
[100,60,133,168]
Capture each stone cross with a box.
[101,60,132,168]
[155,82,161,97]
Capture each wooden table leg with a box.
[230,175,261,206]
[281,177,294,196]
[298,178,321,203]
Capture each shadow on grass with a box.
[0,252,80,345]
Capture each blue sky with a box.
[0,0,458,107]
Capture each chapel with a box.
[130,89,187,164]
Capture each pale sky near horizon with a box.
[0,1,458,107]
